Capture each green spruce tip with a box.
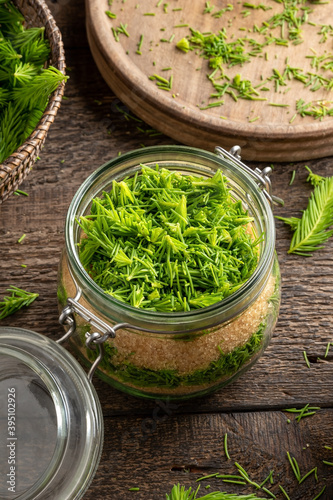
[0,2,67,163]
[0,286,39,320]
[0,66,67,163]
[276,173,333,256]
[0,1,24,32]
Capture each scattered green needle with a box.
[279,485,291,500]
[284,404,320,422]
[14,189,29,196]
[303,350,311,368]
[136,34,144,55]
[0,286,38,320]
[224,433,230,460]
[324,342,331,357]
[260,470,274,487]
[105,10,116,18]
[196,473,219,482]
[17,234,26,244]
[312,486,326,500]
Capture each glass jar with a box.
[0,326,103,500]
[58,145,281,401]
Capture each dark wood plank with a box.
[87,409,333,499]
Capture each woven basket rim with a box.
[0,0,66,202]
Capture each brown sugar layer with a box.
[110,273,276,375]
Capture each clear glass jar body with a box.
[58,146,281,400]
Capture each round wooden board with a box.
[86,0,333,161]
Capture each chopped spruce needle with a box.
[224,433,230,460]
[268,103,289,108]
[249,116,260,123]
[14,189,29,196]
[212,5,234,18]
[287,452,318,484]
[136,34,144,55]
[0,286,38,320]
[278,485,291,500]
[260,470,274,487]
[78,166,260,312]
[296,99,333,120]
[234,463,261,489]
[117,23,130,37]
[17,233,26,244]
[105,10,116,19]
[196,473,219,482]
[128,487,140,491]
[289,170,296,185]
[0,1,67,164]
[149,73,173,91]
[312,486,326,500]
[324,341,331,357]
[204,2,215,14]
[286,452,301,482]
[284,403,320,422]
[303,350,311,368]
[261,487,275,499]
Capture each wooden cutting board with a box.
[86,0,333,161]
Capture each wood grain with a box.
[87,0,333,161]
[0,0,332,497]
[93,410,333,499]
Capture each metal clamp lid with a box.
[58,289,139,383]
[215,145,284,207]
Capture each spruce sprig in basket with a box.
[0,0,66,203]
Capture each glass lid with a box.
[0,327,104,500]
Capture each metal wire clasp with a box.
[58,289,138,382]
[215,145,284,207]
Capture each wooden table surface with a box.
[0,1,332,499]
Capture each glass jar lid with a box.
[0,327,104,500]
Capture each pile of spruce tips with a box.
[0,0,67,164]
[78,165,260,312]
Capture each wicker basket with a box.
[0,0,66,203]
